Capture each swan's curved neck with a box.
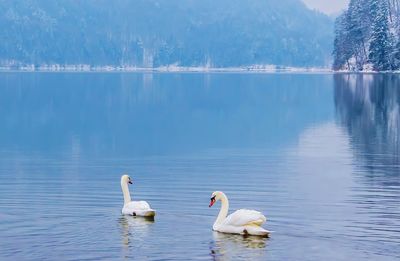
[121,181,132,205]
[215,193,229,225]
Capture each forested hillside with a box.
[333,0,400,71]
[0,0,333,69]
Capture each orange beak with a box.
[209,197,216,207]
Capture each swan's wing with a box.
[223,209,266,227]
[122,201,155,217]
[124,201,151,210]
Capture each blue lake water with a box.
[0,72,399,261]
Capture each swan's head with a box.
[121,174,133,185]
[209,191,224,207]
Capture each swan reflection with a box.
[118,215,154,255]
[210,232,268,261]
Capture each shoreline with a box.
[0,65,333,73]
[0,65,399,74]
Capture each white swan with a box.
[121,175,156,217]
[209,191,269,237]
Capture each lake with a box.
[0,72,399,261]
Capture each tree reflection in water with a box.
[334,74,400,255]
[334,73,400,176]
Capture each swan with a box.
[209,191,269,237]
[121,175,156,217]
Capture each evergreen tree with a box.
[333,13,353,70]
[368,0,393,71]
[347,0,368,69]
[394,40,400,70]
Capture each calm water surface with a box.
[0,73,399,261]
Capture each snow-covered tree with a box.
[333,13,353,70]
[347,0,369,69]
[369,0,393,71]
[394,40,400,69]
[333,0,400,71]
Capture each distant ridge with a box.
[0,0,333,68]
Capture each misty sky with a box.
[302,0,349,14]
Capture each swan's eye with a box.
[128,179,132,184]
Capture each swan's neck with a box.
[215,194,229,226]
[121,182,132,205]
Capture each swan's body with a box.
[121,201,155,217]
[209,191,269,237]
[121,175,155,217]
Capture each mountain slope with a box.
[0,0,333,68]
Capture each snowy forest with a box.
[0,0,333,69]
[333,0,400,71]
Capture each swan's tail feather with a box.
[243,226,270,237]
